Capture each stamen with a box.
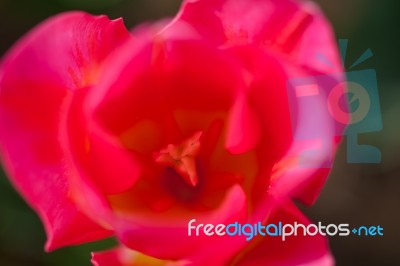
[154,131,203,187]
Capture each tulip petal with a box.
[270,68,345,204]
[92,249,124,266]
[270,84,334,203]
[63,89,142,196]
[115,184,248,260]
[0,11,131,249]
[225,93,261,154]
[91,246,185,266]
[232,200,334,266]
[176,0,342,73]
[223,43,342,205]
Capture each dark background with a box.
[0,0,399,265]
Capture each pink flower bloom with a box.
[0,0,345,265]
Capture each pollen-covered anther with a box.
[154,131,203,187]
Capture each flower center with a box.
[153,131,203,187]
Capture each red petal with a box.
[0,11,131,249]
[92,248,124,266]
[64,88,142,196]
[91,246,183,266]
[176,0,342,73]
[115,185,248,260]
[225,93,261,154]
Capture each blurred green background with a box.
[0,0,399,265]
